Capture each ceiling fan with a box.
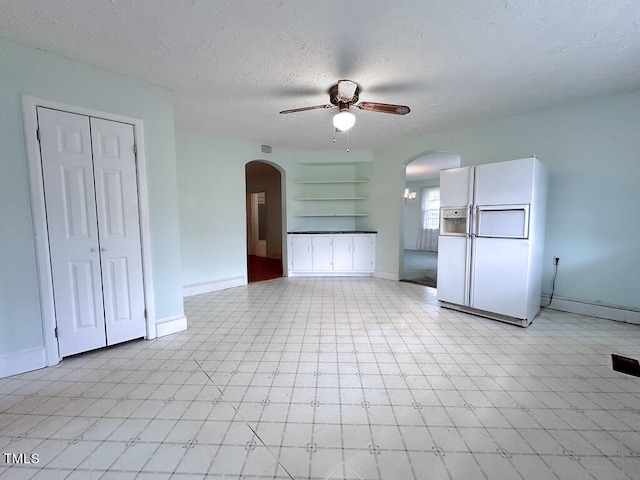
[279,79,410,131]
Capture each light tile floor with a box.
[1,277,639,479]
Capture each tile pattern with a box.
[1,277,639,479]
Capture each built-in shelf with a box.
[293,161,372,228]
[295,213,370,217]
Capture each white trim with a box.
[21,95,157,365]
[22,99,59,367]
[288,272,374,277]
[156,315,188,337]
[132,121,157,339]
[374,270,400,281]
[183,276,247,297]
[0,348,46,379]
[541,295,640,325]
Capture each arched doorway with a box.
[400,151,461,287]
[245,160,285,282]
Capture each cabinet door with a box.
[290,236,312,271]
[352,235,374,272]
[312,236,333,271]
[332,236,353,272]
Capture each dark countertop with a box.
[287,231,377,234]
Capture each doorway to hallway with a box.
[245,161,284,283]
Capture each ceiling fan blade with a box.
[356,102,411,115]
[279,104,333,114]
[337,80,358,102]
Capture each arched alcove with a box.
[245,160,287,282]
[400,151,461,287]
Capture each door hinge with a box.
[36,128,41,142]
[144,309,147,319]
[54,327,58,338]
[133,143,137,155]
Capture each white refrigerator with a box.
[437,157,547,327]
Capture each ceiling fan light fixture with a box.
[333,105,356,131]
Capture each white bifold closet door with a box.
[38,107,146,357]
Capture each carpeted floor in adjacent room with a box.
[401,249,438,288]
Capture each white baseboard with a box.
[374,270,400,281]
[288,272,373,277]
[541,295,640,325]
[183,276,246,297]
[156,315,188,337]
[0,347,46,379]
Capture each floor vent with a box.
[612,354,640,377]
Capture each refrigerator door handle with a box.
[471,206,479,237]
[465,233,474,306]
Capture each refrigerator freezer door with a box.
[471,237,529,319]
[475,158,535,206]
[440,166,473,207]
[437,235,471,306]
[476,205,529,239]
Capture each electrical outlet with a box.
[553,256,560,265]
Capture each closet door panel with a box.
[91,118,146,345]
[37,107,107,357]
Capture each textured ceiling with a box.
[1,1,640,151]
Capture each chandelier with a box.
[404,188,417,204]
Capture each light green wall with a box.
[176,132,373,286]
[176,131,257,286]
[0,38,184,356]
[372,90,640,310]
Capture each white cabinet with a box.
[352,235,375,272]
[290,235,312,271]
[288,233,376,276]
[332,235,354,272]
[333,235,375,272]
[311,235,333,272]
[289,235,334,272]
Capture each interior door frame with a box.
[22,95,157,367]
[248,191,267,257]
